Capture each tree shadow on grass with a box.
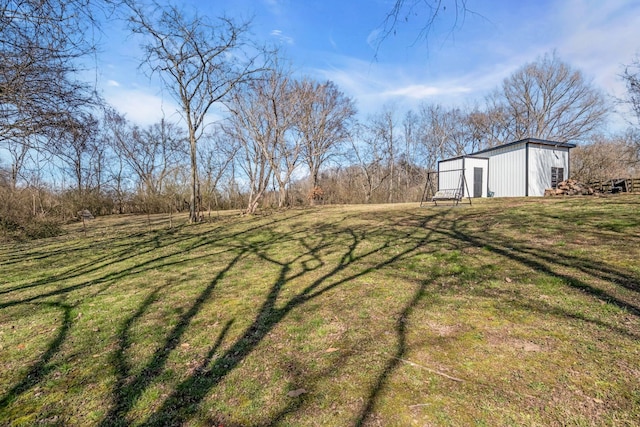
[0,229,192,299]
[9,203,636,425]
[353,276,433,426]
[0,212,309,424]
[444,220,640,318]
[347,207,640,426]
[0,212,309,309]
[97,210,448,426]
[100,250,246,426]
[0,301,72,410]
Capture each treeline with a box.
[2,0,640,240]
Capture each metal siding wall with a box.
[438,159,463,191]
[464,157,490,197]
[487,143,527,197]
[528,144,570,196]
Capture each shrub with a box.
[22,219,64,239]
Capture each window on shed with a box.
[551,167,564,188]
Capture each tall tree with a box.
[4,135,30,191]
[571,132,639,183]
[350,122,393,204]
[294,79,356,204]
[403,108,437,172]
[495,52,608,143]
[127,1,262,222]
[53,113,99,206]
[622,56,640,163]
[225,65,295,213]
[198,129,238,215]
[464,104,510,150]
[368,106,399,202]
[411,103,470,159]
[224,92,272,215]
[102,109,134,214]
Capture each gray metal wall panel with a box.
[463,157,490,197]
[528,144,570,196]
[438,158,463,191]
[486,142,527,197]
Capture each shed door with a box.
[473,167,483,198]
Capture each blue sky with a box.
[99,0,640,130]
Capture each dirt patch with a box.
[425,321,461,337]
[511,339,542,352]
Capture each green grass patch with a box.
[1,197,639,426]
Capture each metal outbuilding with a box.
[437,138,576,198]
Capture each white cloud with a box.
[262,0,283,13]
[382,84,471,99]
[105,85,228,129]
[105,88,180,126]
[312,55,503,117]
[328,31,337,50]
[270,29,294,45]
[107,80,120,87]
[553,0,640,97]
[546,0,640,129]
[366,29,381,50]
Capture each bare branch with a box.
[373,0,472,56]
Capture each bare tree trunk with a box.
[188,130,198,223]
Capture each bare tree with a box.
[403,109,437,172]
[115,118,185,199]
[620,128,640,171]
[622,56,640,125]
[350,122,393,204]
[1,0,127,224]
[1,0,105,223]
[622,56,640,162]
[53,114,99,196]
[495,52,608,143]
[571,132,639,183]
[293,79,356,204]
[367,106,400,202]
[417,103,472,158]
[198,129,239,216]
[101,109,134,214]
[224,97,272,215]
[464,103,510,150]
[86,138,108,196]
[225,64,298,213]
[265,70,300,209]
[127,1,262,222]
[4,136,31,191]
[400,110,425,196]
[0,0,105,145]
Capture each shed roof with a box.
[438,154,490,163]
[470,138,576,157]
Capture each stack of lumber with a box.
[544,179,595,196]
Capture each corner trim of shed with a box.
[525,142,530,197]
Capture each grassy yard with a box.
[1,196,639,426]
